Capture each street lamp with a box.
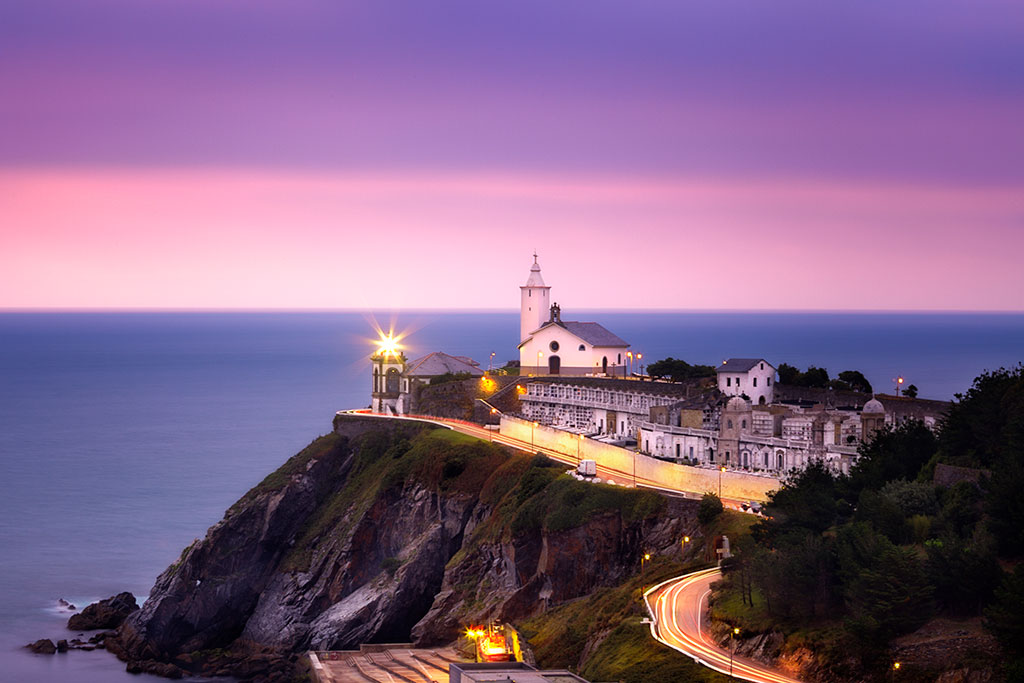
[641,552,651,571]
[637,353,643,377]
[719,466,726,499]
[489,351,495,372]
[627,351,633,377]
[729,627,740,680]
[681,536,690,555]
[891,661,901,682]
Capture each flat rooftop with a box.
[310,645,469,683]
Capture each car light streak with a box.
[643,568,802,683]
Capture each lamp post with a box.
[719,466,726,499]
[577,433,583,465]
[489,351,495,372]
[637,352,643,378]
[627,351,633,377]
[681,535,690,556]
[891,661,901,682]
[729,627,740,680]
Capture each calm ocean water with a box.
[1,311,1022,681]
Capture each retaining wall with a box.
[500,415,780,502]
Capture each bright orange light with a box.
[683,536,690,543]
[644,553,651,561]
[720,466,726,472]
[893,662,901,670]
[733,627,740,635]
[898,377,904,384]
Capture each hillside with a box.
[107,414,712,681]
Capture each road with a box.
[339,410,752,506]
[645,567,801,683]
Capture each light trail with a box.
[643,568,802,683]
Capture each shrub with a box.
[698,493,724,525]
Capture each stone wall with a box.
[500,415,780,502]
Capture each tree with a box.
[903,384,919,398]
[837,370,873,394]
[647,357,716,382]
[847,421,939,494]
[985,564,1024,659]
[777,363,801,385]
[797,366,830,388]
[697,492,723,525]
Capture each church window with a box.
[727,377,732,387]
[618,353,621,363]
[549,341,559,352]
[727,419,733,429]
[689,446,694,458]
[676,444,680,458]
[753,378,758,387]
[741,419,746,429]
[578,344,585,351]
[760,363,764,370]
[767,377,771,386]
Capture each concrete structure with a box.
[500,414,781,502]
[450,662,590,683]
[309,645,467,683]
[517,256,629,376]
[638,395,898,476]
[519,375,708,440]
[372,349,483,415]
[716,358,776,405]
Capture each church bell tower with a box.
[520,253,551,343]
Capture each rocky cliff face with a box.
[111,416,671,680]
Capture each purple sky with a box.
[2,0,1023,310]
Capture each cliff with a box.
[110,415,683,680]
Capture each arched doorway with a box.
[385,367,400,393]
[548,355,561,375]
[602,356,608,374]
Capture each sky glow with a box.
[2,1,1022,310]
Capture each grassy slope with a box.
[519,557,728,683]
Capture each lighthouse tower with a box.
[520,253,551,343]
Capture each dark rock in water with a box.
[88,630,114,644]
[68,592,139,631]
[126,660,184,679]
[57,598,76,611]
[26,639,57,655]
[56,639,68,653]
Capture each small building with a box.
[716,358,776,405]
[518,255,630,376]
[371,349,483,415]
[449,662,591,683]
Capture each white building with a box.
[716,358,776,405]
[371,350,483,415]
[518,256,630,376]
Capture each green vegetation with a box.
[520,556,727,682]
[697,492,723,525]
[713,365,1024,678]
[776,364,873,393]
[229,433,348,513]
[429,371,474,385]
[647,357,716,382]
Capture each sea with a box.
[1,310,1022,682]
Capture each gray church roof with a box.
[520,320,629,348]
[405,352,484,377]
[561,321,629,347]
[716,358,772,373]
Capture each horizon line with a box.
[2,307,1023,315]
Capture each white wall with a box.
[718,361,776,405]
[520,285,550,343]
[501,415,780,502]
[520,324,625,375]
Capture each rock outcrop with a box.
[110,416,677,680]
[68,592,139,631]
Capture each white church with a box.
[517,255,630,376]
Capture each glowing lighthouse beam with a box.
[376,332,400,357]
